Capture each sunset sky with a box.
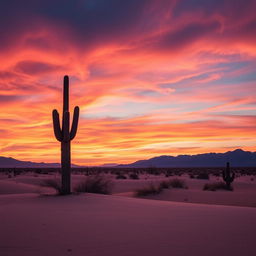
[0,0,256,165]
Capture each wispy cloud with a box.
[0,0,255,164]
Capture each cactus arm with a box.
[231,172,235,182]
[52,109,62,142]
[63,111,70,142]
[70,106,79,140]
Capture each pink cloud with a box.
[0,0,256,164]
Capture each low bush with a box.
[159,178,188,189]
[116,174,127,179]
[196,173,209,180]
[159,180,170,189]
[129,173,139,179]
[135,183,162,196]
[165,171,173,177]
[40,179,62,194]
[203,181,233,191]
[147,166,161,175]
[74,175,113,194]
[169,178,187,189]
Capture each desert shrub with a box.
[147,166,160,175]
[129,173,139,179]
[165,170,173,177]
[203,181,233,191]
[135,183,162,196]
[159,180,170,189]
[174,172,182,176]
[74,175,113,194]
[169,178,187,189]
[35,168,43,174]
[40,179,62,194]
[196,173,209,180]
[13,169,22,176]
[116,174,127,179]
[189,174,195,179]
[159,178,187,189]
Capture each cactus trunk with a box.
[61,141,71,194]
[222,162,235,190]
[52,75,79,195]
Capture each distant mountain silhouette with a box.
[0,156,79,168]
[119,149,256,167]
[100,163,119,167]
[1,149,255,168]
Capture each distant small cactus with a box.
[222,162,235,190]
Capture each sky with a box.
[0,0,256,166]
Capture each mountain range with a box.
[0,157,77,168]
[0,156,61,168]
[119,149,256,167]
[0,149,255,168]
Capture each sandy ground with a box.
[1,193,256,256]
[0,173,256,256]
[1,172,255,207]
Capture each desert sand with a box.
[0,172,256,256]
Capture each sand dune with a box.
[0,193,256,256]
[0,173,256,255]
[1,173,256,207]
[0,180,40,194]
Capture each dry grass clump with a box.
[203,181,233,191]
[169,178,187,188]
[159,180,170,189]
[196,173,209,180]
[135,178,188,197]
[129,173,139,179]
[115,173,127,179]
[74,175,113,194]
[189,174,195,179]
[159,178,188,189]
[40,179,62,194]
[135,183,162,197]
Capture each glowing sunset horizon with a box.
[0,0,256,165]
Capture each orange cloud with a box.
[0,0,256,165]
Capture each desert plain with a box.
[0,168,256,256]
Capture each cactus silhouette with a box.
[52,76,79,194]
[222,162,235,190]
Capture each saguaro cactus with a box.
[52,76,79,194]
[222,162,235,190]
